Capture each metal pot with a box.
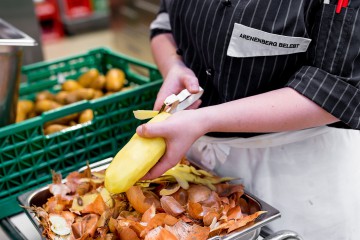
[0,18,36,127]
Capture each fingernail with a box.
[136,126,142,135]
[191,84,198,92]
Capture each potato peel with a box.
[133,110,159,120]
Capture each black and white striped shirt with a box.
[150,0,360,137]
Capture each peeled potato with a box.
[105,68,125,92]
[78,69,99,88]
[105,112,171,194]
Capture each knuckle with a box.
[184,75,194,84]
[141,124,150,136]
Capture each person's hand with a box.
[136,109,206,179]
[154,63,201,110]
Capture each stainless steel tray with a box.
[17,158,281,240]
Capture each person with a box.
[136,0,360,239]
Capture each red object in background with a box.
[35,0,64,43]
[62,0,93,19]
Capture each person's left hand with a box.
[136,109,206,179]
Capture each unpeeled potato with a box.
[78,109,94,124]
[16,68,132,124]
[90,75,106,90]
[35,100,62,113]
[18,100,35,114]
[44,124,69,135]
[104,92,115,96]
[65,89,95,104]
[93,90,104,99]
[64,92,79,104]
[78,69,99,88]
[121,86,134,92]
[105,68,125,92]
[69,121,77,126]
[75,88,95,100]
[27,111,37,119]
[15,109,26,123]
[36,91,55,102]
[54,91,69,104]
[62,80,83,92]
[44,113,79,127]
[16,100,35,123]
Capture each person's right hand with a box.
[154,63,201,110]
[137,109,207,179]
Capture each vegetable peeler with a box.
[159,87,204,114]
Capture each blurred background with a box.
[1,0,159,65]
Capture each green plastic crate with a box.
[0,47,162,219]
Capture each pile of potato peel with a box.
[30,161,266,240]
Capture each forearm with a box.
[151,34,184,78]
[197,87,339,134]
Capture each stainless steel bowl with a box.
[18,158,281,240]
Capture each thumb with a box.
[136,122,166,138]
[181,75,199,93]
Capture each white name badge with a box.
[227,23,312,58]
